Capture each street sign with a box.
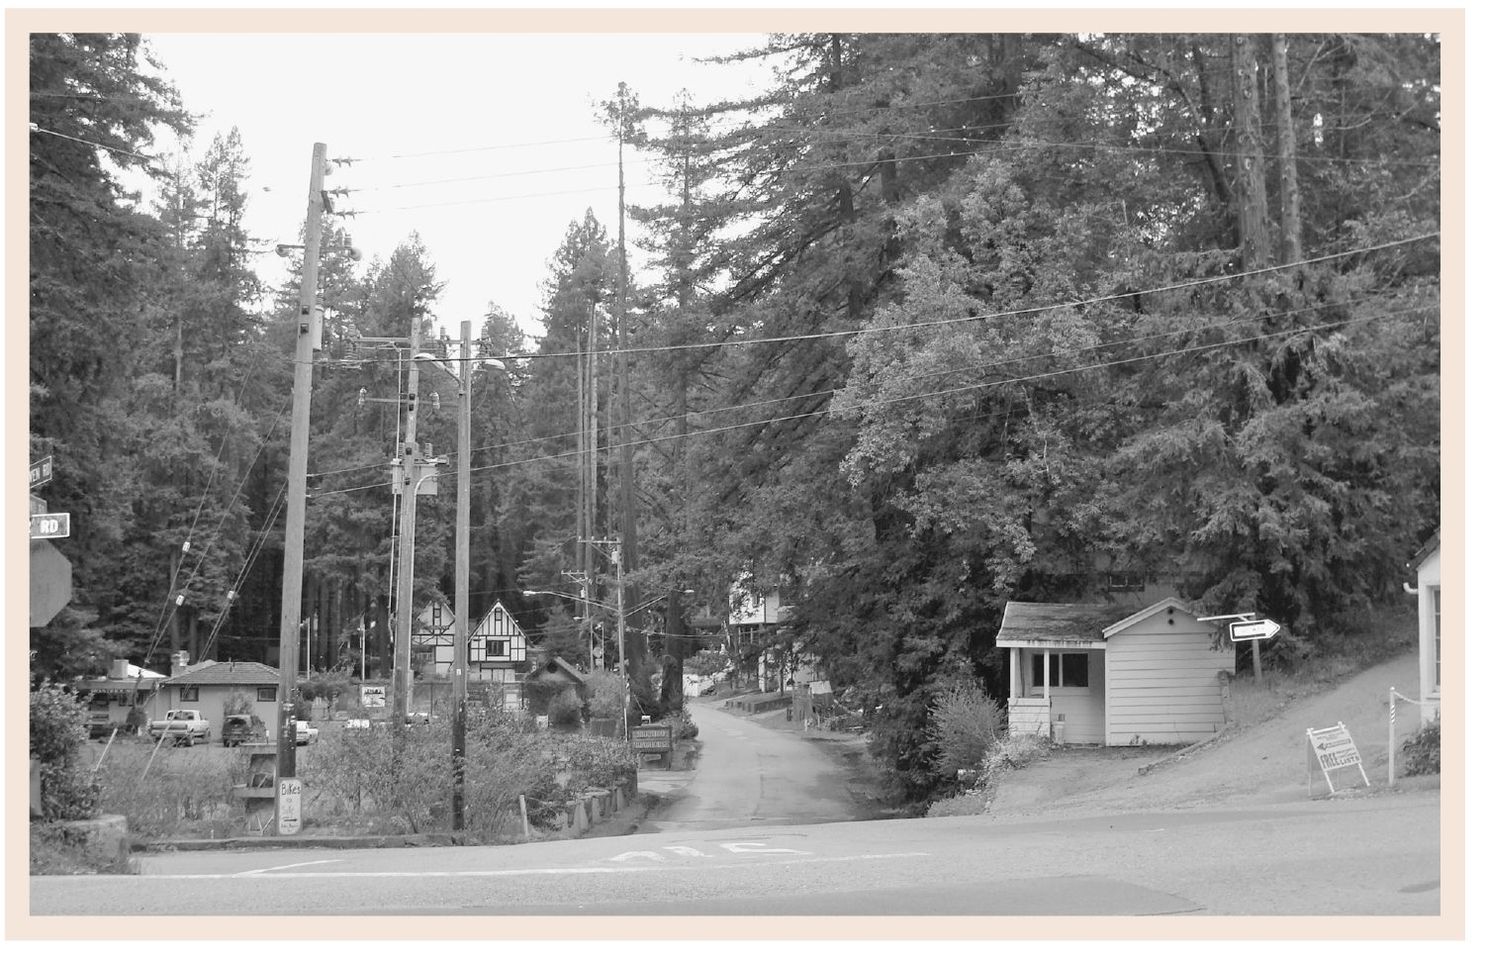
[29,540,72,627]
[29,457,53,488]
[1229,618,1281,642]
[276,777,303,835]
[30,513,71,539]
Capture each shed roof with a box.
[523,653,587,685]
[1101,597,1197,639]
[996,600,1136,647]
[160,660,280,686]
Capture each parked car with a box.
[222,714,267,747]
[148,709,211,745]
[294,720,319,746]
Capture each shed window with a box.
[178,685,199,702]
[1033,653,1090,689]
[257,686,277,702]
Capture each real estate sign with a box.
[1306,722,1370,795]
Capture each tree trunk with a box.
[1231,34,1273,270]
[1271,33,1303,266]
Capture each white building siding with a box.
[1104,609,1233,746]
[1415,544,1441,727]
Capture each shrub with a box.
[560,735,639,794]
[548,687,583,730]
[30,682,101,821]
[926,681,1006,781]
[1401,719,1441,776]
[683,649,730,677]
[96,744,240,838]
[661,707,698,740]
[976,734,1050,785]
[584,670,626,721]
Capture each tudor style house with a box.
[410,598,531,708]
[998,597,1235,746]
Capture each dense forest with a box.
[29,33,1440,802]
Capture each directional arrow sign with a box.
[1229,619,1281,642]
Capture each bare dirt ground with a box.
[982,650,1438,820]
[714,650,1437,825]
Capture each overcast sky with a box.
[143,32,770,341]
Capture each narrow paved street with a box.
[638,699,865,832]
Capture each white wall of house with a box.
[1104,606,1234,746]
[1415,544,1441,728]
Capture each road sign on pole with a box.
[29,540,72,627]
[29,513,70,540]
[1229,618,1281,642]
[29,457,53,488]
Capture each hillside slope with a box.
[985,651,1436,818]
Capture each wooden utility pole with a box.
[392,319,424,720]
[452,320,473,831]
[276,142,328,785]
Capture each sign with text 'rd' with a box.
[30,513,70,540]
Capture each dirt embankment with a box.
[984,650,1437,820]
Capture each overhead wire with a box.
[313,298,1434,499]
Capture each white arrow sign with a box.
[1229,619,1281,642]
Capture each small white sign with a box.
[360,685,386,708]
[277,777,302,835]
[1229,618,1281,642]
[29,513,70,539]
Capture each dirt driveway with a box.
[985,650,1436,820]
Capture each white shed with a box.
[998,597,1235,747]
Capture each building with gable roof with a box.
[998,596,1235,746]
[157,657,282,734]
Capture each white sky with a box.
[142,32,770,340]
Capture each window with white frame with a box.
[1032,652,1090,688]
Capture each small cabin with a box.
[998,597,1235,746]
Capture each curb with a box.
[1136,729,1228,776]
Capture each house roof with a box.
[1101,597,1197,639]
[523,652,587,684]
[160,660,280,686]
[996,600,1135,647]
[1409,529,1441,568]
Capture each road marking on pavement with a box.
[135,852,930,881]
[235,859,343,876]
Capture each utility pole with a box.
[392,320,424,721]
[275,142,328,787]
[451,320,473,831]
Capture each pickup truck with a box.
[148,709,211,745]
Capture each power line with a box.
[307,233,1438,368]
[315,300,1433,497]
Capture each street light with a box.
[417,322,505,833]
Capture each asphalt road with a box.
[638,699,864,831]
[27,794,1439,924]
